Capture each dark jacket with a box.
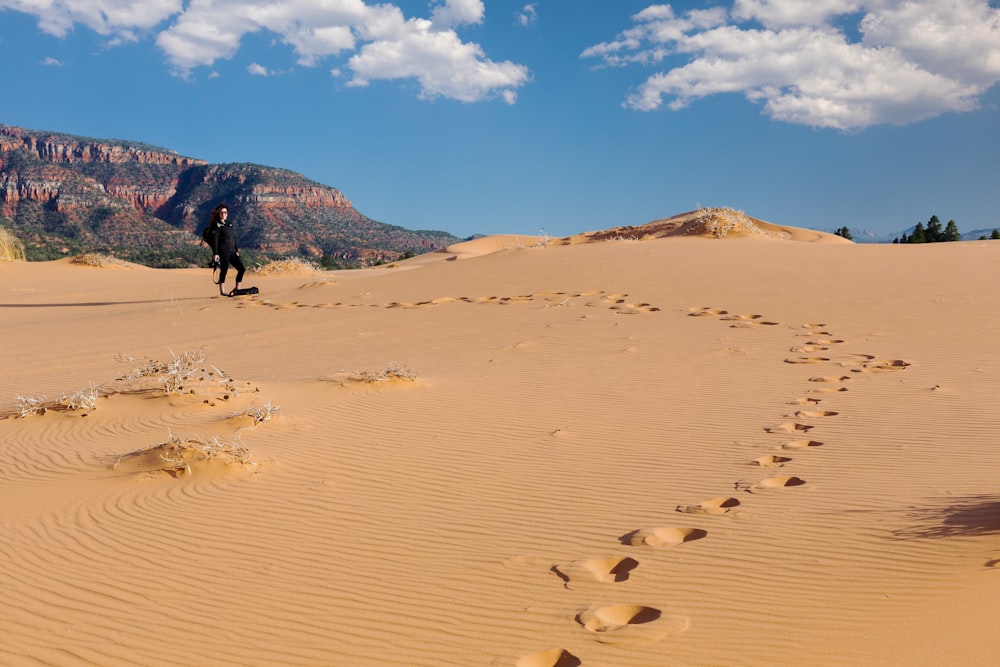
[211,221,238,256]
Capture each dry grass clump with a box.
[71,253,131,268]
[243,400,280,426]
[112,432,258,477]
[115,350,239,395]
[693,207,791,240]
[12,382,99,417]
[253,257,322,276]
[0,227,26,262]
[357,361,418,383]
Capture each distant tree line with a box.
[893,215,963,243]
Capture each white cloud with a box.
[584,0,1000,129]
[41,56,64,66]
[1,0,528,103]
[347,18,528,103]
[0,0,182,38]
[247,62,269,76]
[517,3,537,27]
[430,0,483,29]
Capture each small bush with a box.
[253,258,322,275]
[357,361,418,383]
[244,400,280,426]
[71,253,130,268]
[112,432,257,477]
[13,382,99,417]
[115,350,239,395]
[0,227,26,262]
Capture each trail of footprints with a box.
[232,289,662,314]
[511,307,910,667]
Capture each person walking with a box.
[207,204,245,296]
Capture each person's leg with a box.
[233,254,246,291]
[217,255,231,295]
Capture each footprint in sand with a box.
[739,476,806,492]
[515,648,581,667]
[791,409,838,419]
[611,302,661,314]
[619,527,708,547]
[675,496,741,515]
[780,439,824,450]
[789,345,830,353]
[753,454,793,468]
[550,556,639,586]
[807,338,845,345]
[856,359,911,373]
[687,307,728,317]
[784,357,831,364]
[765,422,814,434]
[729,319,780,328]
[576,604,689,644]
[720,313,762,321]
[788,397,821,405]
[809,375,852,383]
[808,386,848,394]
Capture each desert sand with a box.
[2,210,1000,666]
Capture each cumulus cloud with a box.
[1,0,528,103]
[517,4,537,27]
[583,0,1000,129]
[41,56,64,66]
[247,62,269,76]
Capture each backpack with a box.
[201,222,218,247]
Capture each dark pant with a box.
[218,251,245,285]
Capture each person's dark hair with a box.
[209,204,229,225]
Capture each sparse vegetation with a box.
[13,382,99,417]
[114,350,240,396]
[357,361,418,383]
[244,400,280,426]
[693,207,791,240]
[833,226,854,240]
[112,432,258,477]
[0,226,26,262]
[71,253,131,268]
[253,257,323,275]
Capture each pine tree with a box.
[991,229,1000,240]
[834,226,853,240]
[910,222,927,243]
[944,220,960,241]
[925,215,943,242]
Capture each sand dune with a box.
[2,220,1000,666]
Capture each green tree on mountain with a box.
[834,226,853,240]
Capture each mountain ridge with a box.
[0,124,461,267]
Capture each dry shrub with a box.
[357,361,418,383]
[112,433,258,477]
[243,400,280,426]
[253,257,322,276]
[693,207,791,240]
[71,253,131,268]
[115,350,240,395]
[0,227,26,262]
[13,382,99,417]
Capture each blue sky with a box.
[1,0,998,239]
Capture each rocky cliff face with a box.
[0,124,460,266]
